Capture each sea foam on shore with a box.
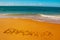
[0,14,60,24]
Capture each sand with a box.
[0,18,60,40]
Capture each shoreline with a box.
[0,14,60,24]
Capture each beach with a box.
[0,6,60,40]
[0,14,60,40]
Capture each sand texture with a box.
[0,18,60,40]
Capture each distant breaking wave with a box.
[40,14,60,19]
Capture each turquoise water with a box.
[0,6,60,15]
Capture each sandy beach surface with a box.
[0,14,60,40]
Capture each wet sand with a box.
[0,17,60,40]
[0,14,60,24]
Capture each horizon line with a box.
[0,5,60,7]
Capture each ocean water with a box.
[0,6,60,15]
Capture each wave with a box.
[0,14,60,19]
[0,14,60,24]
[39,14,60,19]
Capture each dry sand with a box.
[0,18,60,40]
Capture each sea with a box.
[0,6,60,15]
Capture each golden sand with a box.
[0,18,60,40]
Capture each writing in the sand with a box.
[3,28,53,39]
[3,28,39,37]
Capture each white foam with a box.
[39,14,60,20]
[0,14,9,16]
